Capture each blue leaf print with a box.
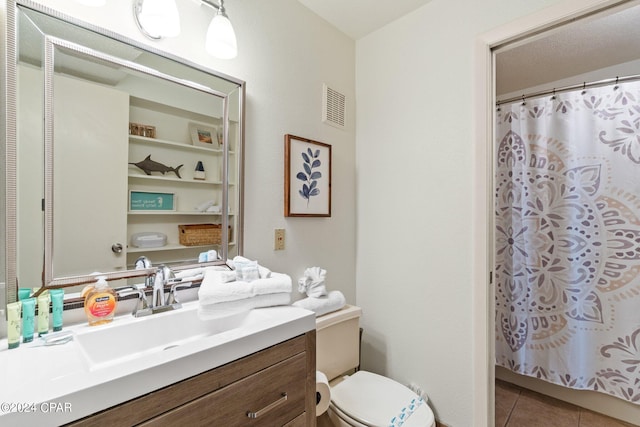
[297,147,323,205]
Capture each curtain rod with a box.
[496,73,640,106]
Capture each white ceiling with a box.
[297,0,433,39]
[496,3,640,95]
[297,1,640,97]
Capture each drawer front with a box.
[143,352,307,426]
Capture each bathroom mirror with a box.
[4,0,245,303]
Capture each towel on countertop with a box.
[298,266,327,298]
[198,271,292,305]
[292,290,346,317]
[197,293,291,319]
[201,269,236,286]
[231,256,272,281]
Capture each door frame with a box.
[472,0,636,424]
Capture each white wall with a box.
[27,0,357,303]
[354,0,615,426]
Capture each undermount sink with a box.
[74,304,248,370]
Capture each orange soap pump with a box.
[83,275,117,326]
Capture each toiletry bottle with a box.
[84,276,117,326]
[7,302,22,349]
[22,298,36,343]
[50,289,64,332]
[37,291,50,336]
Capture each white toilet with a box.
[316,305,436,427]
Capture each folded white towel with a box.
[298,266,327,298]
[198,272,292,305]
[175,267,204,279]
[231,256,272,279]
[197,293,291,319]
[292,290,346,317]
[202,270,236,286]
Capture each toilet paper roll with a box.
[316,371,331,416]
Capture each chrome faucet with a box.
[151,265,172,309]
[117,260,192,317]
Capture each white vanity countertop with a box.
[0,303,315,427]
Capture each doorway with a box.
[489,1,640,425]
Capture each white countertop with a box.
[0,303,315,426]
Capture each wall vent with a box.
[322,84,346,130]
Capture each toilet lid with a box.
[330,371,434,427]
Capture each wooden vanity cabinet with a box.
[66,331,316,427]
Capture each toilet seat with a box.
[329,371,435,427]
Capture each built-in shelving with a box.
[126,95,239,266]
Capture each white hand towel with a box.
[297,266,327,298]
[202,270,236,286]
[292,290,346,317]
[197,293,291,319]
[198,272,292,305]
[232,256,272,280]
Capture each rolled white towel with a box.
[292,290,346,317]
[298,266,327,298]
[199,272,292,305]
[197,293,291,319]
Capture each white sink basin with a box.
[74,304,248,370]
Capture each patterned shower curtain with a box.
[495,81,640,404]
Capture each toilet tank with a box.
[316,305,362,382]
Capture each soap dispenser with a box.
[84,276,117,326]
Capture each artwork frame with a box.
[129,191,176,211]
[284,134,331,217]
[188,121,220,148]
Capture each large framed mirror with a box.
[3,0,244,303]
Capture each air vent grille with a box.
[322,84,346,129]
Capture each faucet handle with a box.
[116,286,150,316]
[166,282,192,306]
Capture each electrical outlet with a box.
[274,229,285,250]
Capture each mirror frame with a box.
[4,0,245,303]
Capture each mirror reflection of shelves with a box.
[126,95,238,265]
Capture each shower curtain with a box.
[495,81,640,404]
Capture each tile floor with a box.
[496,379,638,427]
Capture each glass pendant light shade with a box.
[205,12,237,59]
[138,0,181,38]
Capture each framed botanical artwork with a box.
[284,134,331,217]
[189,121,220,148]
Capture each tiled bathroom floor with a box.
[496,379,638,427]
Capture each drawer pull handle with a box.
[246,393,288,419]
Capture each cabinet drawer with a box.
[142,352,307,426]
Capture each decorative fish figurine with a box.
[129,155,183,178]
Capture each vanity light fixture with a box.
[202,0,238,59]
[133,0,238,59]
[133,0,181,40]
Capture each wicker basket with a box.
[178,224,231,246]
